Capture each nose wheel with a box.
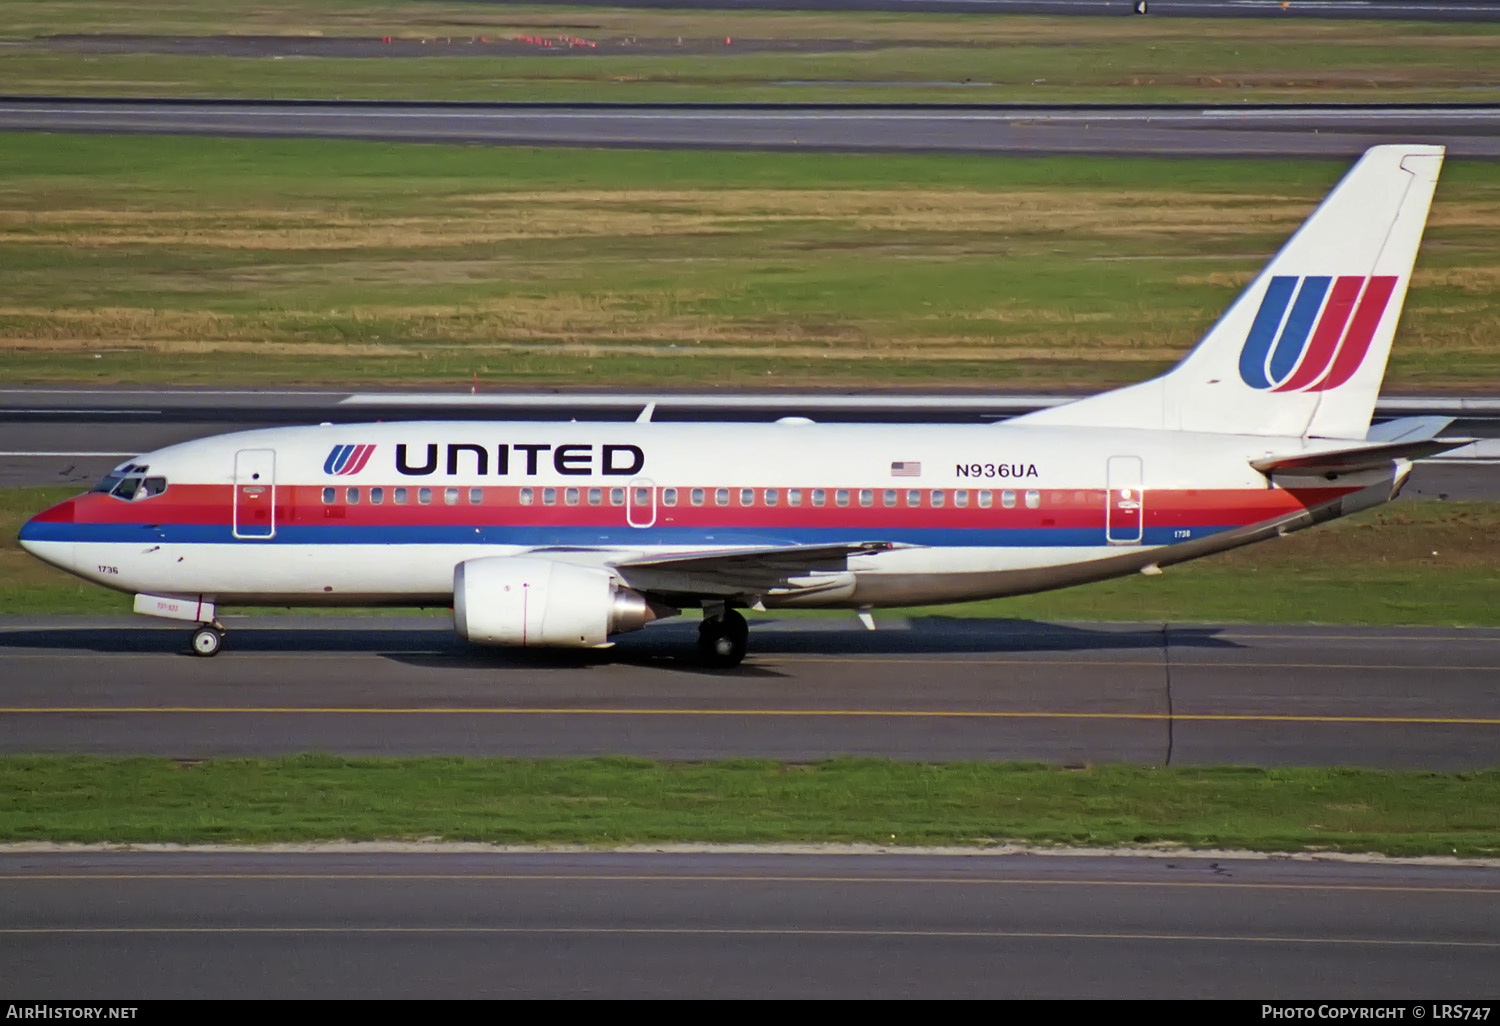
[698,609,749,668]
[190,624,225,657]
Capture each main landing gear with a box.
[698,608,749,669]
[190,622,226,658]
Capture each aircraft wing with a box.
[608,540,898,598]
[616,540,895,574]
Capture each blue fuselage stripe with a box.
[21,521,1235,549]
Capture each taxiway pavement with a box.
[2,616,1496,769]
[3,99,1498,158]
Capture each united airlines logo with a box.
[1238,275,1398,392]
[323,444,376,476]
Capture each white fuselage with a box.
[19,419,1391,613]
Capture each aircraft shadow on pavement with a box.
[0,617,1241,672]
[728,617,1241,656]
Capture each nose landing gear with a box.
[190,622,226,657]
[697,608,749,668]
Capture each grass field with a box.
[3,134,1499,389]
[2,756,1496,855]
[6,486,1498,626]
[3,2,1498,103]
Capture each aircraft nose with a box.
[17,498,78,569]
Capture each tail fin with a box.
[1015,144,1444,439]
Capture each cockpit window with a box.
[95,473,167,501]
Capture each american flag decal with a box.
[890,461,921,477]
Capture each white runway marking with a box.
[0,451,136,457]
[3,409,158,415]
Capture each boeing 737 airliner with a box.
[18,145,1471,666]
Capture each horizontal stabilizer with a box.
[1251,436,1475,476]
[1364,414,1455,443]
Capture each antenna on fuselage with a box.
[636,402,656,424]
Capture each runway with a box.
[493,0,1500,20]
[3,386,1495,498]
[2,616,1497,768]
[3,98,1499,158]
[1,850,1496,998]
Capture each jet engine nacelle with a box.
[453,556,669,648]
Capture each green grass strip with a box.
[2,756,1497,857]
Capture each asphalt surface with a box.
[442,0,1500,21]
[3,99,1498,158]
[2,850,1496,998]
[3,616,1497,768]
[3,387,1494,498]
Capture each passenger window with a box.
[322,487,335,504]
[634,487,650,506]
[691,488,705,506]
[1002,490,1016,509]
[394,487,408,505]
[520,488,534,507]
[610,488,625,506]
[444,488,458,506]
[906,490,920,507]
[565,488,579,506]
[835,489,849,507]
[715,488,729,507]
[740,488,754,506]
[469,488,483,505]
[954,490,968,509]
[787,489,802,507]
[931,490,946,508]
[543,488,557,506]
[663,488,678,507]
[588,487,602,506]
[978,490,992,509]
[859,489,873,507]
[1025,489,1041,509]
[883,490,896,507]
[812,489,826,507]
[346,487,360,505]
[765,488,779,507]
[418,487,432,505]
[370,487,384,505]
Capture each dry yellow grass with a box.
[0,188,1333,251]
[3,181,1491,363]
[3,144,1496,386]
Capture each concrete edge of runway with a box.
[336,392,1500,411]
[3,840,1497,868]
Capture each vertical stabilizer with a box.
[1015,144,1444,439]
